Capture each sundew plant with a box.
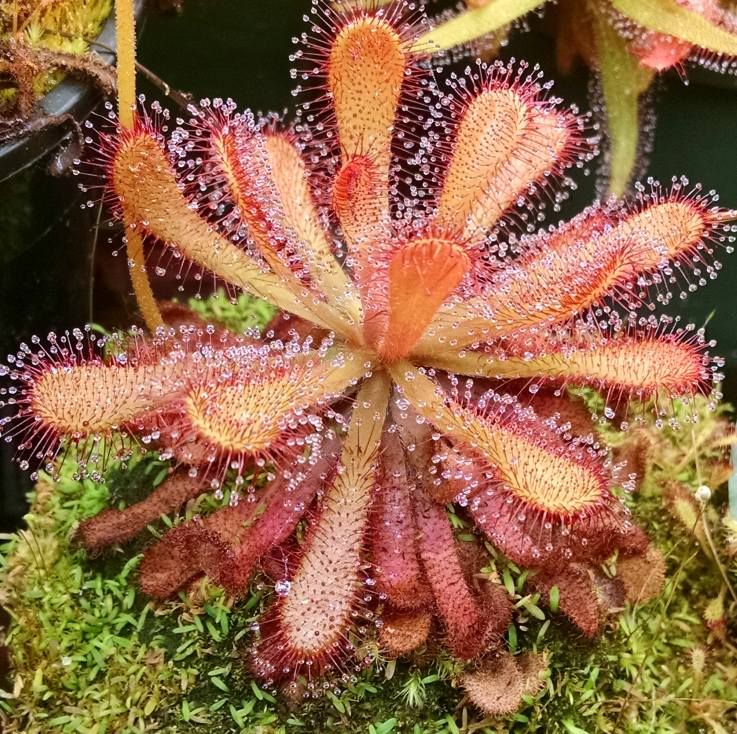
[1,0,736,717]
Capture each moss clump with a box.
[1,295,736,733]
[188,289,277,335]
[0,463,186,733]
[0,0,112,114]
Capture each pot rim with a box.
[0,0,144,184]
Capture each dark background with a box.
[1,0,736,529]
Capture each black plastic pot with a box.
[0,0,144,183]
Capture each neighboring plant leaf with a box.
[611,0,737,57]
[616,544,667,604]
[414,0,548,52]
[590,1,654,195]
[663,481,709,551]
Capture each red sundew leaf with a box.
[467,475,643,573]
[516,388,596,440]
[263,312,329,345]
[630,30,694,71]
[138,447,338,598]
[77,472,207,553]
[440,441,485,504]
[391,365,645,572]
[378,607,433,658]
[530,564,603,637]
[370,431,432,610]
[413,488,505,660]
[332,154,388,251]
[462,651,547,716]
[611,429,654,493]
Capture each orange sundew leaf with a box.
[423,331,711,399]
[434,87,527,237]
[391,364,607,517]
[4,354,187,475]
[209,124,307,290]
[209,120,361,325]
[435,87,575,241]
[417,196,726,352]
[0,329,208,474]
[331,154,391,343]
[110,126,351,336]
[332,154,388,250]
[29,361,182,438]
[328,15,406,179]
[170,349,372,481]
[254,373,391,680]
[390,364,645,570]
[615,199,714,265]
[379,237,470,362]
[264,132,361,321]
[524,334,708,396]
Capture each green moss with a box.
[0,0,112,110]
[188,289,277,335]
[0,462,186,734]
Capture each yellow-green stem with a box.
[115,0,136,128]
[125,219,165,332]
[116,0,163,331]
